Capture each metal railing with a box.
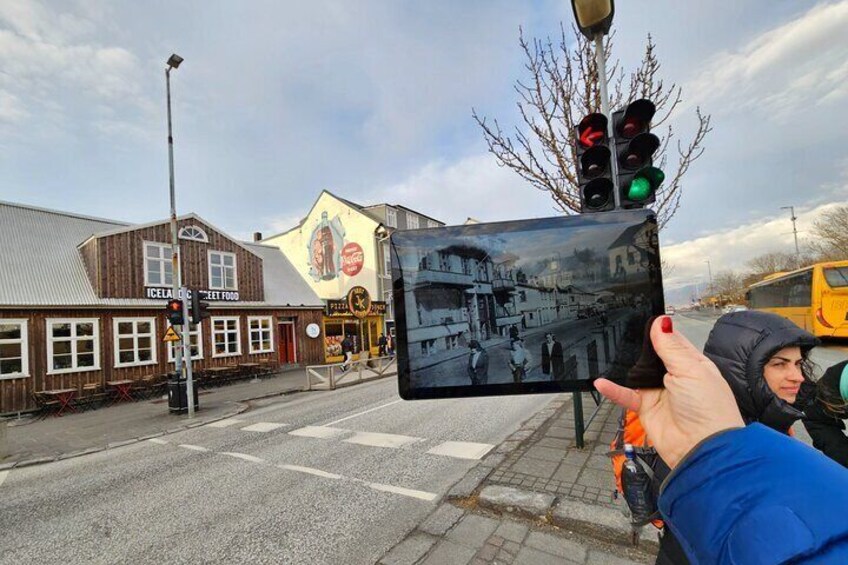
[305,354,398,391]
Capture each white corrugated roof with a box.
[0,200,322,309]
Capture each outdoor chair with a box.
[32,392,60,419]
[76,383,106,411]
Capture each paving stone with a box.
[478,485,556,518]
[497,549,515,563]
[420,504,465,536]
[513,546,580,565]
[476,543,500,561]
[576,469,614,490]
[551,498,656,546]
[534,437,572,450]
[509,430,534,441]
[525,531,588,563]
[446,514,500,549]
[421,540,476,565]
[489,536,504,547]
[545,427,572,439]
[586,550,641,565]
[586,455,612,471]
[493,519,528,543]
[448,465,491,498]
[552,462,582,483]
[509,457,558,479]
[523,446,565,462]
[502,540,521,555]
[379,532,437,565]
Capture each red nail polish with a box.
[661,316,673,334]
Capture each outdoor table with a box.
[239,363,260,368]
[106,380,135,403]
[42,388,77,416]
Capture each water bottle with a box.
[621,443,656,525]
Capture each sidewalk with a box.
[0,368,308,468]
[377,393,658,565]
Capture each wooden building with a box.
[0,201,325,415]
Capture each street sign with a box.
[163,326,181,342]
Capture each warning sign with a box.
[163,326,181,342]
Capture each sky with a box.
[1,0,846,294]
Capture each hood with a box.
[703,311,820,431]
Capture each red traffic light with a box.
[616,99,656,139]
[577,113,608,148]
[167,299,182,312]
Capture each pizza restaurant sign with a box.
[145,287,240,302]
[325,286,386,318]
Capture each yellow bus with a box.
[746,260,848,338]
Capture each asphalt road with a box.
[0,378,552,565]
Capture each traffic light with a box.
[165,299,184,326]
[612,99,664,208]
[575,112,615,213]
[190,292,210,325]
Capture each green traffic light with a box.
[628,167,665,201]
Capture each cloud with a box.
[684,1,848,120]
[662,200,844,289]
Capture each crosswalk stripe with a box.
[206,418,244,428]
[288,426,349,439]
[241,422,287,433]
[344,431,422,449]
[179,444,210,452]
[367,482,437,501]
[279,464,343,480]
[427,441,494,460]
[221,452,265,464]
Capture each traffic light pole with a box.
[593,33,621,210]
[166,65,184,380]
[180,287,195,418]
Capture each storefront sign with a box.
[347,286,371,319]
[324,287,386,318]
[341,242,365,277]
[369,302,387,315]
[144,287,240,302]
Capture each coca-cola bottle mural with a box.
[308,211,348,282]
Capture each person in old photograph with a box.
[541,333,565,380]
[467,340,489,385]
[509,324,519,342]
[509,339,530,383]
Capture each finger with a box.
[594,378,641,412]
[650,316,705,375]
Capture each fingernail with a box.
[661,316,673,334]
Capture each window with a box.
[144,242,173,287]
[824,267,848,288]
[382,242,391,276]
[386,208,397,228]
[428,219,439,229]
[113,318,156,368]
[627,252,636,265]
[47,319,100,374]
[0,320,28,378]
[249,317,274,354]
[519,291,527,303]
[209,251,237,290]
[445,334,458,350]
[439,252,451,271]
[168,323,203,361]
[212,317,241,357]
[178,225,209,243]
[406,214,419,229]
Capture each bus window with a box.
[824,267,848,288]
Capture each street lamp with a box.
[570,0,619,208]
[780,206,801,262]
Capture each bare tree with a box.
[712,270,746,303]
[807,205,848,261]
[473,26,711,230]
[746,251,804,278]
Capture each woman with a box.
[508,339,529,383]
[798,360,848,468]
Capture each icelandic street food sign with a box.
[145,287,240,302]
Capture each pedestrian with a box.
[798,360,848,468]
[541,333,565,380]
[508,339,529,384]
[467,340,488,385]
[509,324,519,342]
[377,333,388,357]
[386,333,395,356]
[594,317,848,565]
[340,334,354,372]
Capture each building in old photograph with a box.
[0,201,325,415]
[261,190,444,362]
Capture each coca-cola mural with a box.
[307,211,364,282]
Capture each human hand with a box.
[594,317,745,468]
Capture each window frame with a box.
[178,225,209,243]
[386,208,397,228]
[212,316,241,358]
[0,319,29,379]
[428,219,439,229]
[167,322,203,362]
[208,250,238,291]
[113,318,158,368]
[46,318,101,375]
[406,213,419,230]
[248,316,275,354]
[143,241,174,288]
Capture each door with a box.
[278,322,296,364]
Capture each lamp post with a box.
[780,206,801,265]
[165,53,196,417]
[704,260,715,309]
[571,0,619,208]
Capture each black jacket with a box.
[798,361,848,468]
[703,311,819,432]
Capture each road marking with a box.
[0,470,8,488]
[221,452,265,464]
[178,444,209,452]
[206,418,244,428]
[427,441,494,460]
[324,399,402,426]
[288,425,349,439]
[241,422,287,433]
[344,431,421,449]
[366,482,437,501]
[278,464,343,480]
[147,438,169,445]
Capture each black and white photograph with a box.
[392,210,664,398]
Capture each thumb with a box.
[650,316,704,376]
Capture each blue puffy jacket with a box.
[659,424,848,564]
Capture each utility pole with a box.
[705,260,714,309]
[781,206,800,265]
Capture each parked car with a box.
[665,305,676,315]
